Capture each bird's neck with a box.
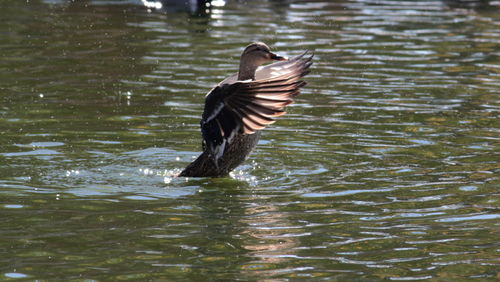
[237,57,259,81]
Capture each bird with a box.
[179,42,313,177]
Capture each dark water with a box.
[1,0,499,280]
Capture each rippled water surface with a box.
[1,0,499,280]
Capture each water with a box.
[1,0,499,280]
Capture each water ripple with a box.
[0,0,498,280]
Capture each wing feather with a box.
[200,52,313,163]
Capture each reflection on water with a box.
[0,0,499,280]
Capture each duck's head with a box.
[241,42,287,64]
[238,42,287,80]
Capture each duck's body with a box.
[179,130,261,177]
[180,42,313,177]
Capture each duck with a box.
[179,42,313,177]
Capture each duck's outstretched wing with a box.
[200,52,313,162]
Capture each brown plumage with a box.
[179,42,313,177]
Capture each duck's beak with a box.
[269,52,287,61]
